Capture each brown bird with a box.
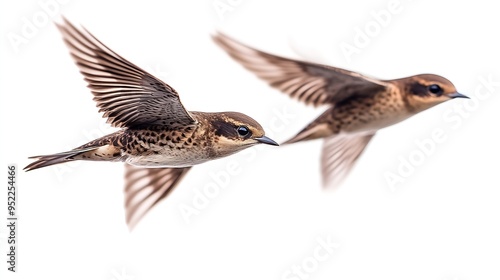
[24,19,278,229]
[213,32,468,188]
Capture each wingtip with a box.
[211,30,227,38]
[211,31,229,46]
[53,14,70,28]
[126,219,137,232]
[321,179,341,191]
[60,15,76,27]
[211,31,244,49]
[210,30,221,39]
[321,167,351,190]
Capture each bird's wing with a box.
[124,164,191,230]
[56,18,195,128]
[321,133,375,189]
[213,32,389,106]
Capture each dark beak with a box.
[255,136,279,146]
[447,92,469,99]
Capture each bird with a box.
[213,32,469,188]
[24,19,278,230]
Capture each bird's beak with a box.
[255,136,279,146]
[447,92,470,99]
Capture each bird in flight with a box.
[213,32,468,188]
[24,19,278,229]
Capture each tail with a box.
[283,110,334,145]
[24,146,102,171]
[282,123,331,145]
[25,133,123,171]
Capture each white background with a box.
[1,0,500,280]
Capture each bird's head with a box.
[402,74,469,112]
[209,112,278,156]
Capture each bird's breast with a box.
[120,125,214,167]
[334,90,411,133]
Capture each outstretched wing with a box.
[56,18,195,128]
[321,133,375,189]
[213,32,388,106]
[124,164,191,230]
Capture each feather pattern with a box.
[213,32,388,107]
[124,164,191,229]
[321,133,375,188]
[56,18,195,128]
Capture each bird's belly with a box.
[363,114,410,131]
[341,112,412,134]
[124,148,210,168]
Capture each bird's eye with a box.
[237,126,250,137]
[428,84,443,95]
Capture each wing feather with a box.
[321,133,375,188]
[124,164,191,230]
[213,32,388,106]
[56,18,195,128]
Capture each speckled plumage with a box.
[24,19,278,229]
[213,33,469,188]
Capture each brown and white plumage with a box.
[124,165,191,229]
[55,17,195,128]
[321,133,375,188]
[213,32,468,189]
[212,32,388,107]
[25,19,278,230]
